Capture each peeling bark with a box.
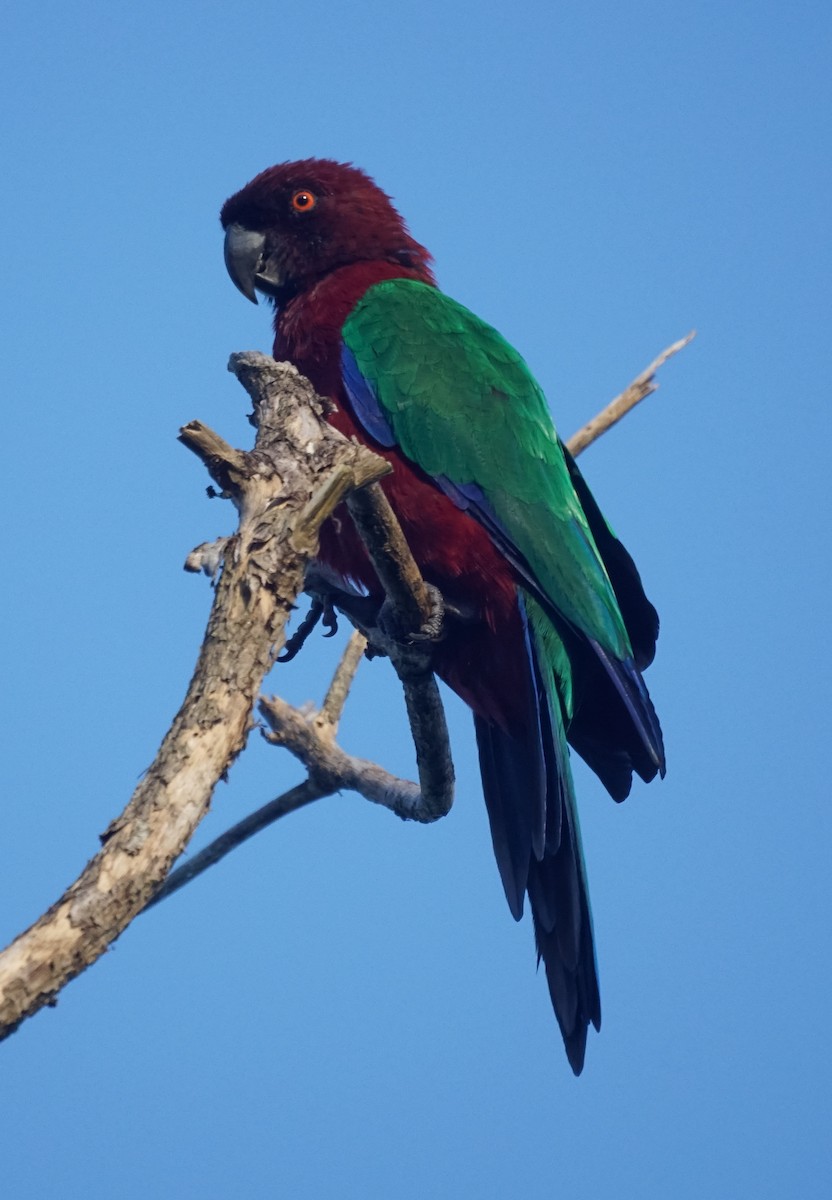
[0,355,386,1038]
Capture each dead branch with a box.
[147,628,372,907]
[1,325,694,1029]
[143,331,695,910]
[145,780,328,910]
[0,355,386,1039]
[321,630,368,724]
[345,484,435,631]
[149,629,368,909]
[259,694,431,819]
[566,331,695,456]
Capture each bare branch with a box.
[566,331,695,457]
[3,325,687,1007]
[178,422,248,481]
[396,666,455,820]
[148,627,370,910]
[321,630,368,727]
[0,355,387,1038]
[259,694,442,822]
[345,484,434,631]
[145,780,329,910]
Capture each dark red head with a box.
[221,158,434,305]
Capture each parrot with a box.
[220,159,665,1074]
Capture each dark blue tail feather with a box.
[474,614,601,1074]
[588,638,666,779]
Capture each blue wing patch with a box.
[340,344,397,448]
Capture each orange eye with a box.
[291,190,317,213]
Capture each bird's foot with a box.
[279,564,380,663]
[278,594,337,662]
[378,582,448,644]
[378,584,478,644]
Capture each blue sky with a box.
[2,2,830,1196]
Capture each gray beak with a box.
[223,223,267,304]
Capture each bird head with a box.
[221,158,433,305]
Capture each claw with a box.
[408,583,447,642]
[378,582,448,643]
[321,597,339,638]
[278,598,325,662]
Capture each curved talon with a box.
[378,582,448,644]
[278,598,324,662]
[408,583,446,643]
[321,597,339,638]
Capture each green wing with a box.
[342,278,632,662]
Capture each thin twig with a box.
[566,331,695,456]
[344,483,454,817]
[346,484,434,630]
[259,694,439,822]
[321,630,368,727]
[145,780,329,910]
[147,628,369,908]
[148,627,369,907]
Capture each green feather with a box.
[342,278,633,662]
[525,590,591,900]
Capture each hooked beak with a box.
[223,223,284,304]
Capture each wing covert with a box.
[341,278,631,659]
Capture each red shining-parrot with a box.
[220,159,664,1073]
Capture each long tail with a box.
[474,596,601,1074]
